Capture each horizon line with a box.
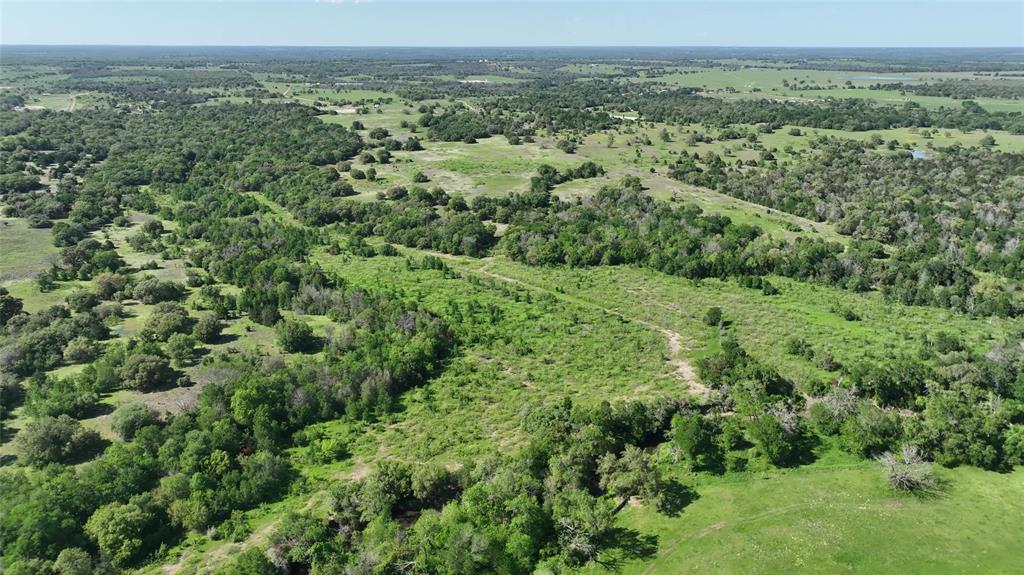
[4,44,1023,49]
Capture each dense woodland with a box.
[1,48,1023,574]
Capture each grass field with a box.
[597,454,1024,574]
[635,66,1024,113]
[0,218,58,284]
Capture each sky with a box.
[1,1,1021,48]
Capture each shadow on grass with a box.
[657,478,700,517]
[595,528,660,571]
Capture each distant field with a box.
[634,66,1024,113]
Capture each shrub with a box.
[275,319,316,353]
[840,403,903,458]
[141,302,192,342]
[703,307,723,326]
[878,445,937,492]
[66,290,99,313]
[119,353,175,391]
[63,336,100,363]
[132,278,185,304]
[192,314,223,343]
[111,402,159,440]
[14,414,102,466]
[165,333,198,364]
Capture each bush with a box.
[165,333,197,364]
[132,278,185,304]
[840,403,903,458]
[878,445,937,492]
[275,319,316,353]
[703,306,723,326]
[746,414,803,466]
[140,302,192,342]
[556,140,577,154]
[66,290,99,313]
[111,402,159,440]
[63,336,100,363]
[14,414,102,467]
[119,353,176,391]
[192,314,223,343]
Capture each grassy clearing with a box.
[593,455,1024,574]
[0,217,58,283]
[313,249,677,465]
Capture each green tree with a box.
[14,415,102,467]
[165,333,197,364]
[85,498,162,569]
[671,413,721,470]
[551,489,614,567]
[111,402,158,440]
[192,314,223,343]
[52,548,93,575]
[597,445,665,509]
[703,306,723,326]
[275,319,316,353]
[119,353,176,391]
[0,287,24,326]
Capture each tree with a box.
[360,460,415,520]
[551,489,614,567]
[63,336,100,363]
[411,464,461,509]
[597,445,664,509]
[746,414,802,466]
[556,140,577,154]
[192,314,223,343]
[119,353,176,391]
[140,302,192,342]
[671,413,721,470]
[979,134,996,146]
[131,278,185,304]
[111,402,159,440]
[14,415,102,467]
[275,319,316,353]
[0,287,24,326]
[165,333,198,364]
[52,548,94,575]
[703,306,723,326]
[840,403,902,458]
[85,498,162,568]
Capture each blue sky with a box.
[1,1,1021,47]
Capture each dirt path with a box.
[66,93,87,112]
[472,261,706,395]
